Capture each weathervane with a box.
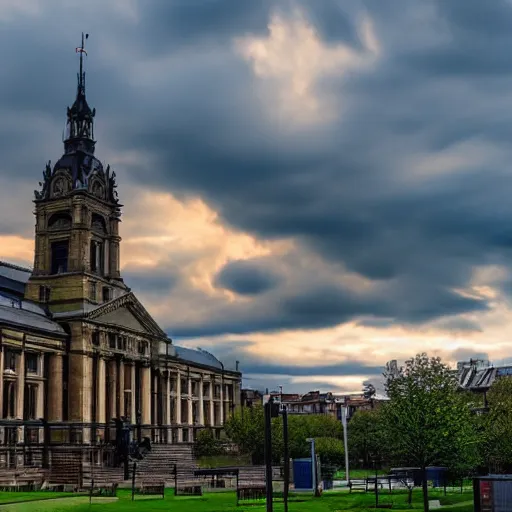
[75,32,89,92]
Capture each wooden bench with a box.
[175,480,203,496]
[349,479,367,493]
[140,481,165,498]
[237,484,266,501]
[89,482,118,497]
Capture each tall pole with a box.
[264,400,273,512]
[342,406,350,485]
[282,406,289,512]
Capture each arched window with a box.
[91,214,107,234]
[48,212,72,231]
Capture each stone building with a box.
[0,40,241,469]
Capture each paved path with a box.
[0,496,117,511]
[441,500,473,508]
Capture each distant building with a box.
[241,389,263,408]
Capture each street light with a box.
[341,405,350,485]
[306,438,321,497]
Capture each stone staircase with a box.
[128,443,197,486]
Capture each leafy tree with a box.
[383,353,479,512]
[195,428,224,457]
[224,406,344,465]
[314,436,345,467]
[348,409,388,468]
[482,376,512,472]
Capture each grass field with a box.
[0,488,474,511]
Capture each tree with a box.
[224,406,344,464]
[195,428,223,457]
[482,376,512,472]
[348,410,388,468]
[383,353,479,512]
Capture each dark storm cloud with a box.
[214,259,281,295]
[0,0,509,338]
[124,268,179,296]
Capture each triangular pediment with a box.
[87,292,167,338]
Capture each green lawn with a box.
[0,488,474,511]
[0,491,76,504]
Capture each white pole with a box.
[307,438,316,493]
[342,406,350,485]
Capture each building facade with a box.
[0,45,241,466]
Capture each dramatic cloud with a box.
[3,0,512,392]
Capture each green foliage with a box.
[348,409,388,468]
[314,437,345,467]
[224,406,344,465]
[482,376,512,472]
[383,353,480,473]
[195,428,224,457]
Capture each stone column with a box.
[0,347,4,419]
[96,357,106,424]
[107,360,117,421]
[165,373,171,425]
[176,370,182,442]
[48,354,63,421]
[141,365,151,425]
[219,380,224,426]
[199,375,204,426]
[16,351,25,420]
[176,371,181,423]
[209,378,214,426]
[118,360,125,419]
[130,364,136,424]
[187,377,193,426]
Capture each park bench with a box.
[237,484,267,501]
[139,481,165,498]
[89,482,118,497]
[348,479,367,493]
[175,480,203,496]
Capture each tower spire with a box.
[76,32,89,93]
[64,32,96,155]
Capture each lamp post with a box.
[341,405,350,486]
[306,438,320,497]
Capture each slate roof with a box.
[0,262,32,297]
[0,300,65,336]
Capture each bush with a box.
[315,437,345,467]
[195,428,224,457]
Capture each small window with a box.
[25,353,38,374]
[92,331,100,346]
[4,350,16,372]
[51,241,69,274]
[38,286,50,303]
[24,384,37,420]
[138,341,147,355]
[117,336,126,351]
[102,287,111,302]
[108,333,116,349]
[89,282,97,301]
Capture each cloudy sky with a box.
[2,0,512,394]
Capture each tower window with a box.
[102,287,111,302]
[92,331,100,346]
[39,286,51,303]
[89,282,97,301]
[108,333,116,349]
[51,240,69,274]
[90,240,104,275]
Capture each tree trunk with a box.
[422,466,429,512]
